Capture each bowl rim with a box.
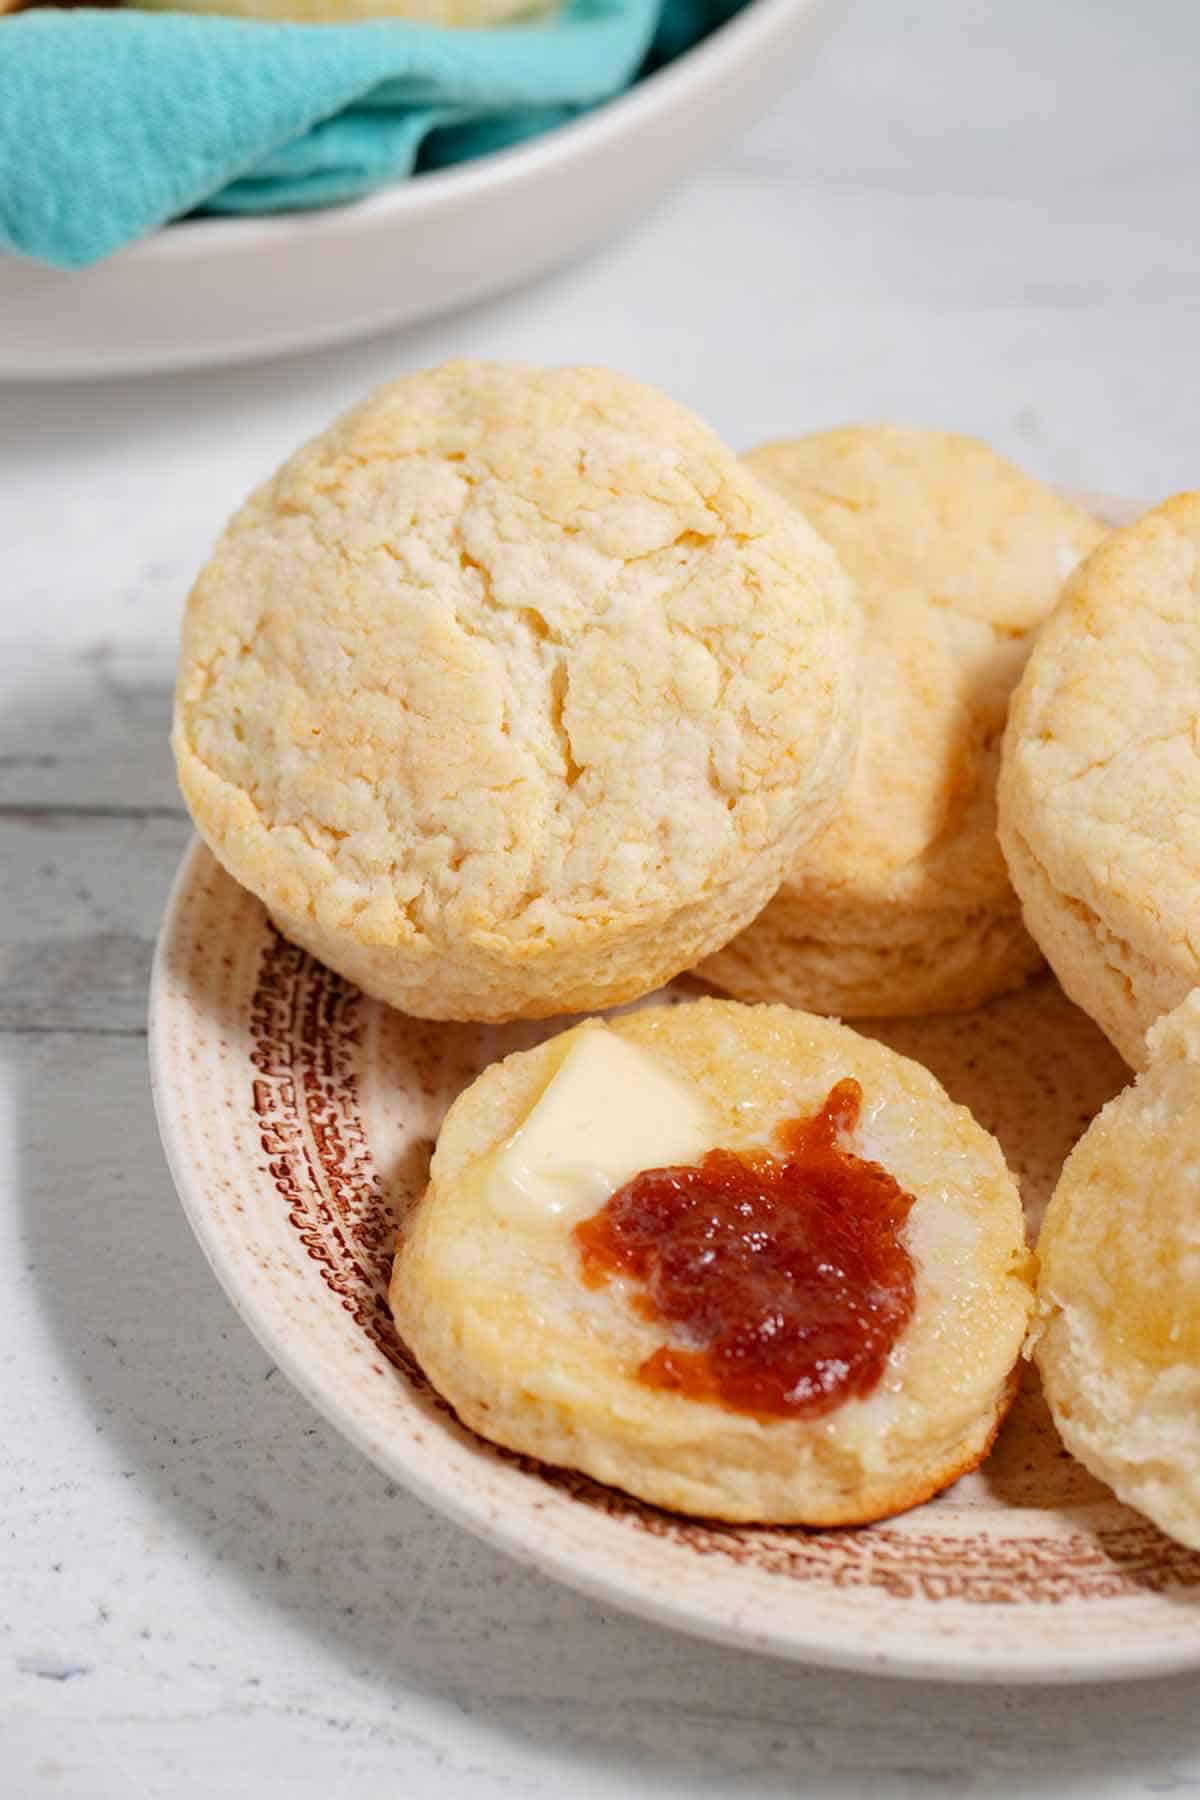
[118,0,808,262]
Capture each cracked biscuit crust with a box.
[699,428,1106,1016]
[998,491,1200,1067]
[1034,991,1200,1549]
[173,363,860,1020]
[390,998,1034,1524]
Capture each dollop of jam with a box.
[573,1079,916,1419]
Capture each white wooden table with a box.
[4,0,1200,1790]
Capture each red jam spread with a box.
[573,1079,916,1419]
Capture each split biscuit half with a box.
[390,998,1034,1524]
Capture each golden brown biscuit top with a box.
[746,427,1106,912]
[1002,490,1200,996]
[174,363,857,953]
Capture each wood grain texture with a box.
[0,815,189,1031]
[0,647,179,814]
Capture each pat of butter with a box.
[489,1026,713,1228]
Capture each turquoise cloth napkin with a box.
[0,0,739,269]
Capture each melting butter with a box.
[489,1025,713,1228]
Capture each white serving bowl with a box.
[0,0,832,379]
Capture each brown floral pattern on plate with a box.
[245,914,1200,1605]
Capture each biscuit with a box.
[999,491,1200,1067]
[1034,990,1200,1550]
[173,363,859,1022]
[698,427,1106,1017]
[390,997,1034,1524]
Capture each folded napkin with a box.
[0,0,740,269]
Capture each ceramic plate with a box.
[149,490,1200,1681]
[0,0,833,380]
[150,833,1200,1683]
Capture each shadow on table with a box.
[12,675,1200,1796]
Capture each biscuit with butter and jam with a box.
[389,997,1034,1525]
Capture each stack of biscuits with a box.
[173,361,1200,1545]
